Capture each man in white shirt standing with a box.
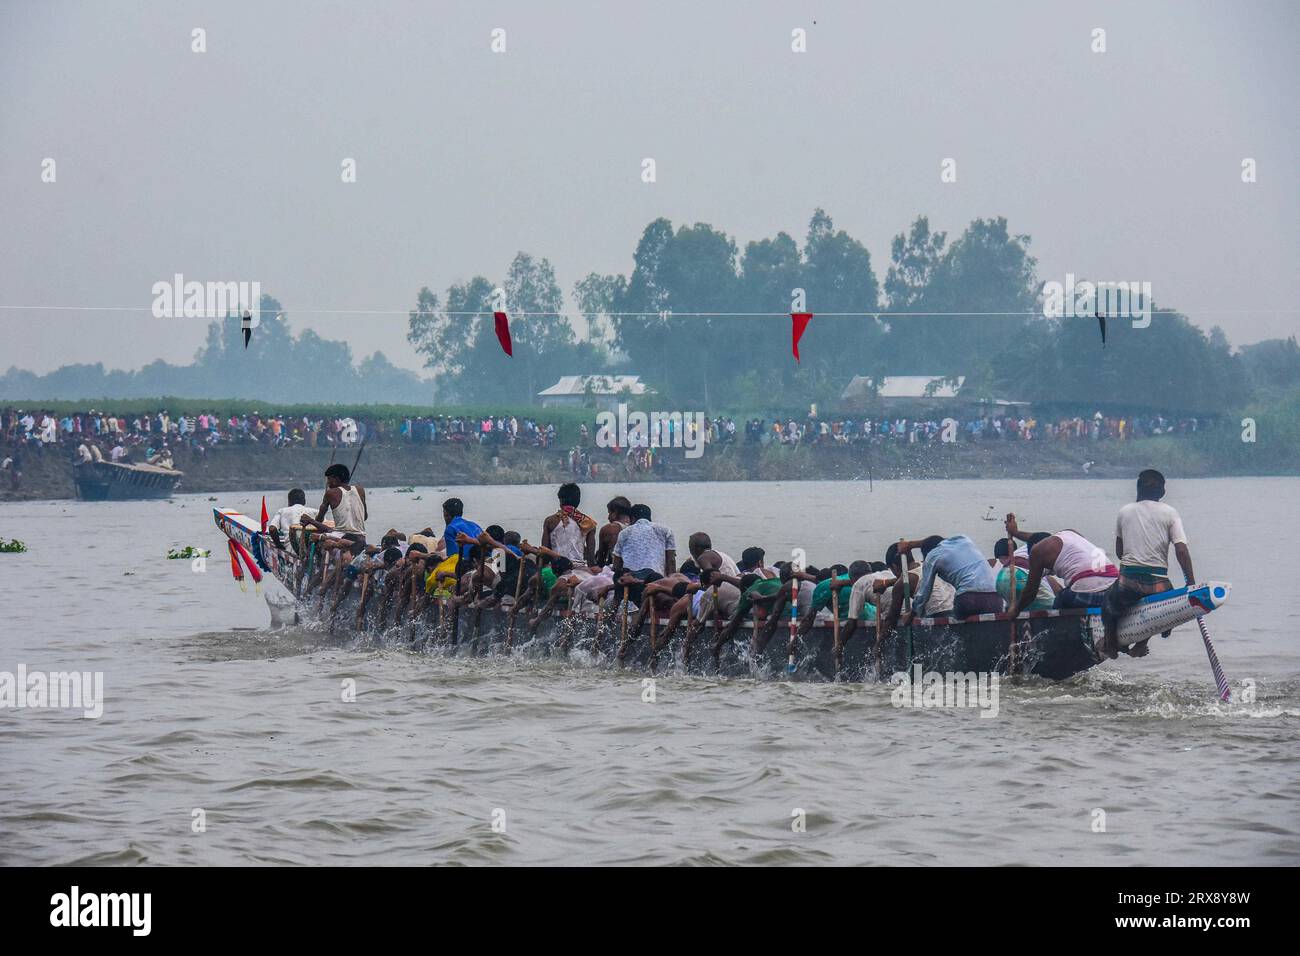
[1101,469,1196,659]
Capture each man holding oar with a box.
[898,534,1002,621]
[299,461,368,597]
[1003,513,1117,617]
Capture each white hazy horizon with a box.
[2,0,1297,375]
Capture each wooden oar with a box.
[506,553,526,648]
[899,540,914,664]
[830,581,841,677]
[471,550,485,643]
[618,585,630,663]
[785,570,800,674]
[649,595,658,657]
[873,581,885,680]
[355,572,371,632]
[1007,536,1019,674]
[592,591,605,655]
[348,438,367,481]
[1186,574,1231,702]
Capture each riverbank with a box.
[2,435,1294,501]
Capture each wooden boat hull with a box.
[212,508,1229,682]
[75,461,182,500]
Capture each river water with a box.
[1,478,1297,865]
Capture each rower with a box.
[834,561,891,670]
[302,463,367,544]
[630,560,700,652]
[543,482,598,570]
[1003,513,1116,617]
[530,483,598,622]
[796,563,866,639]
[1100,470,1195,659]
[686,531,742,631]
[594,496,633,567]
[707,564,788,663]
[751,562,822,654]
[990,536,1056,611]
[439,497,482,601]
[898,534,1002,621]
[611,503,677,608]
[879,542,956,634]
[268,488,311,549]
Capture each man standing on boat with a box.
[302,463,367,543]
[1003,514,1118,617]
[1100,470,1195,659]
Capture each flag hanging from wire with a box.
[791,312,814,361]
[493,311,513,356]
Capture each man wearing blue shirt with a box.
[900,534,1003,619]
[441,497,483,563]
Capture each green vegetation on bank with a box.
[6,212,1300,419]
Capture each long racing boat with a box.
[213,508,1231,683]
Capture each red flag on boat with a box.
[260,495,269,533]
[791,312,814,361]
[493,311,513,356]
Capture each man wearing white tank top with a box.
[302,463,368,542]
[1003,513,1117,617]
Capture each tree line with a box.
[4,210,1299,415]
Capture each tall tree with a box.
[796,209,884,388]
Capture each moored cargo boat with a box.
[74,460,183,500]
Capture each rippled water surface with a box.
[2,478,1297,865]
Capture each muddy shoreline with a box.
[1,438,1290,501]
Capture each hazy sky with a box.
[2,0,1297,375]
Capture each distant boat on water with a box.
[73,461,183,501]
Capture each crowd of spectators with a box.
[0,407,565,458]
[740,411,1208,446]
[1,405,1213,465]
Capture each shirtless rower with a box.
[1003,513,1117,617]
[664,546,767,662]
[594,496,633,567]
[662,532,737,654]
[628,561,701,665]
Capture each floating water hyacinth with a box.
[167,546,211,559]
[0,538,28,553]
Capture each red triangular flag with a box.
[260,495,268,533]
[493,311,513,357]
[791,312,814,362]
